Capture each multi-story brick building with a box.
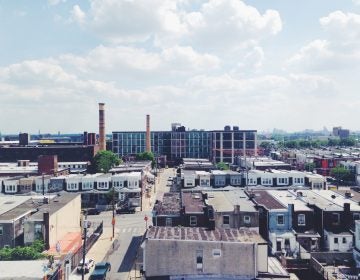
[112,124,257,165]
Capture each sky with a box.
[1,0,360,134]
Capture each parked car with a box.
[86,208,101,215]
[77,258,95,274]
[89,262,111,280]
[116,207,135,214]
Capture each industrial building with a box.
[113,123,257,165]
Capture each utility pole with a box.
[112,185,115,240]
[81,218,88,280]
[42,173,45,196]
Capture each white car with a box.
[77,258,95,274]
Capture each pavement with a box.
[127,168,176,280]
[70,168,176,280]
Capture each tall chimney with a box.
[146,114,151,153]
[99,103,106,151]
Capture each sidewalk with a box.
[87,226,118,263]
[128,168,176,279]
[69,226,117,280]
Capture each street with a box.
[70,168,176,280]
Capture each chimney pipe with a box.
[146,114,151,153]
[99,103,106,151]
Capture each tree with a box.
[304,162,316,172]
[216,162,229,170]
[92,150,121,173]
[136,151,156,168]
[330,166,351,186]
[136,151,155,161]
[0,240,45,260]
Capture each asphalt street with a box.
[70,168,176,280]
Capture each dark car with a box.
[86,208,101,215]
[89,262,111,280]
[116,207,135,214]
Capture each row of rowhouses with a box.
[180,169,327,189]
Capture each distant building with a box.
[333,126,350,139]
[112,124,257,165]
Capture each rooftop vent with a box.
[331,195,336,199]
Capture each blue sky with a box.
[1,0,360,134]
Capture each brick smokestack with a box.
[146,114,151,152]
[99,103,106,151]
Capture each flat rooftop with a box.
[153,193,181,216]
[0,195,32,217]
[28,192,80,221]
[248,190,287,211]
[267,190,312,212]
[204,190,257,212]
[147,226,266,243]
[290,190,343,211]
[182,191,206,214]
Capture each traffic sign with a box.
[144,215,148,221]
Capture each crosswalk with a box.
[118,227,146,234]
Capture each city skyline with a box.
[1,0,360,133]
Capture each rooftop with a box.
[153,192,181,216]
[247,190,287,211]
[28,192,80,221]
[0,195,32,217]
[290,190,343,211]
[182,191,206,214]
[204,190,257,212]
[146,226,266,243]
[266,190,312,212]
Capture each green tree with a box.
[216,162,229,170]
[136,151,155,161]
[328,138,340,146]
[136,151,156,168]
[0,240,46,260]
[304,162,316,172]
[92,150,121,173]
[330,166,351,186]
[340,138,356,146]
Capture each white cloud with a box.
[287,11,360,72]
[353,0,360,5]
[70,5,86,24]
[48,0,66,6]
[59,45,220,83]
[182,0,282,51]
[320,11,360,43]
[70,0,282,52]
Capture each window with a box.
[35,224,42,234]
[298,214,306,226]
[277,214,284,225]
[263,178,272,185]
[190,216,197,226]
[196,250,203,271]
[334,237,338,244]
[332,213,340,225]
[244,216,251,224]
[0,225,3,235]
[342,237,347,244]
[212,249,221,258]
[223,215,230,226]
[165,218,172,227]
